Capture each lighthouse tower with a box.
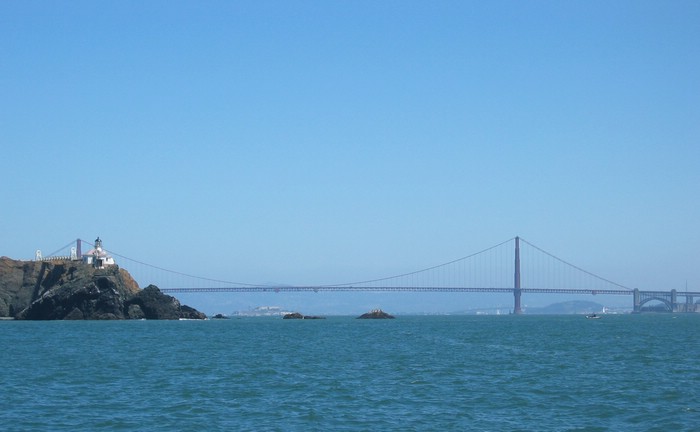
[82,237,116,269]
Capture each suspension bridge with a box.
[36,236,699,314]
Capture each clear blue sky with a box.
[2,1,698,314]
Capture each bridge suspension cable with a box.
[43,240,77,258]
[78,240,267,288]
[325,237,516,287]
[111,253,267,288]
[519,237,634,291]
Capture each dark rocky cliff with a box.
[0,257,205,320]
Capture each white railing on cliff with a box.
[34,247,79,262]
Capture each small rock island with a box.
[283,312,325,319]
[357,309,395,319]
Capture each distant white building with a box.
[82,237,115,269]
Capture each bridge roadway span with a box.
[161,286,633,294]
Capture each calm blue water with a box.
[1,315,699,431]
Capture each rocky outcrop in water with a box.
[357,309,395,319]
[0,257,205,320]
[180,305,208,320]
[282,312,325,319]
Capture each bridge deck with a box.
[160,286,637,295]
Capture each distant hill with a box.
[525,300,604,315]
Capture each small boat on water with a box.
[585,313,601,319]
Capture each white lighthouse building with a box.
[82,237,115,268]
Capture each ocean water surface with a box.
[1,314,699,431]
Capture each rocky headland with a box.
[0,257,205,320]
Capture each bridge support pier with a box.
[513,236,522,314]
[671,289,677,312]
[633,289,640,313]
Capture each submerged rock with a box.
[357,309,395,319]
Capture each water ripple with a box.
[1,315,699,430]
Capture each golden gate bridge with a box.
[38,236,700,313]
